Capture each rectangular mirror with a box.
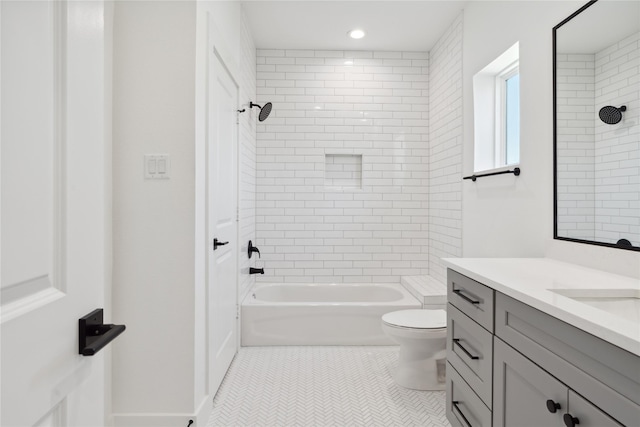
[554,0,640,251]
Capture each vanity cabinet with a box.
[445,268,640,427]
[493,338,621,427]
[446,269,495,427]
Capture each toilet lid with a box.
[382,309,446,329]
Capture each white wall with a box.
[112,0,197,421]
[428,13,464,284]
[462,1,583,258]
[112,1,257,425]
[462,1,639,274]
[256,49,430,283]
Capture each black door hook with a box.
[213,238,229,250]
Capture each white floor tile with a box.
[207,346,450,427]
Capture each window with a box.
[496,63,520,166]
[473,42,520,172]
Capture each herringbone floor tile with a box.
[207,346,450,427]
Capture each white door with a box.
[1,1,110,426]
[207,49,239,396]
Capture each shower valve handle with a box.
[248,240,261,259]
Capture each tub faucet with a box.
[249,267,264,275]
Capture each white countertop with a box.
[442,257,640,356]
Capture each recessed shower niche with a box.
[324,154,363,190]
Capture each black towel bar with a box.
[463,167,521,182]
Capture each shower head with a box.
[250,101,273,122]
[598,105,626,125]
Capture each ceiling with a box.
[241,1,467,52]
[556,0,640,54]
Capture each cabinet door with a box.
[567,390,623,427]
[494,338,567,427]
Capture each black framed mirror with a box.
[553,0,640,251]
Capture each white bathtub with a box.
[241,282,421,346]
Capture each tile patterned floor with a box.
[207,346,450,427]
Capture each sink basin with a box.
[549,288,640,324]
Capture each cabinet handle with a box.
[452,401,473,427]
[546,399,561,413]
[563,414,580,427]
[453,338,480,360]
[453,288,480,305]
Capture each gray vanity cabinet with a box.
[493,338,567,427]
[446,270,495,427]
[493,338,621,427]
[445,268,640,427]
[567,391,623,427]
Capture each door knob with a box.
[213,238,229,250]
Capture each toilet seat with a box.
[382,309,446,330]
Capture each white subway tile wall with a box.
[256,49,430,283]
[556,31,639,246]
[239,14,258,298]
[556,53,596,241]
[325,154,363,189]
[594,32,639,246]
[428,14,463,284]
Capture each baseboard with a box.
[112,396,212,427]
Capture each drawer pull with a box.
[453,338,480,360]
[453,288,480,305]
[452,401,473,427]
[546,399,561,413]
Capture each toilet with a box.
[382,308,447,390]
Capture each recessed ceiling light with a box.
[344,60,354,66]
[348,29,366,40]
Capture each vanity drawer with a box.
[447,303,493,408]
[447,361,492,427]
[448,269,494,332]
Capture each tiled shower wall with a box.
[255,49,429,283]
[427,13,463,284]
[594,32,639,246]
[556,53,596,241]
[238,15,258,298]
[556,31,639,246]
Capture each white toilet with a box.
[382,308,447,390]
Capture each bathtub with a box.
[241,282,421,346]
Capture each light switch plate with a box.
[144,154,170,179]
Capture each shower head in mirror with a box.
[598,105,626,125]
[250,102,273,122]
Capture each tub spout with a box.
[249,267,264,275]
